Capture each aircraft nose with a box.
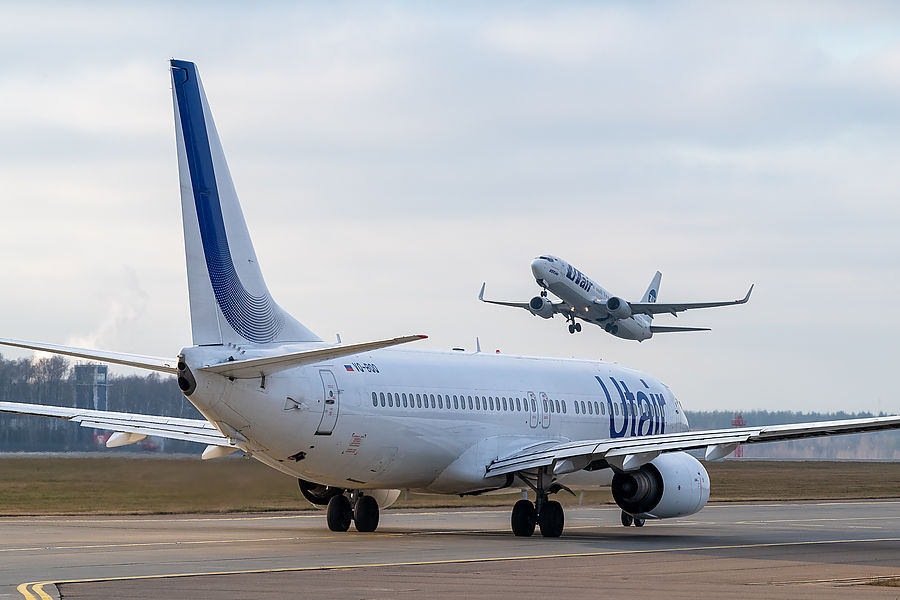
[531,258,548,278]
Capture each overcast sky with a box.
[1,1,899,413]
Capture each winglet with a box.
[478,282,486,301]
[738,284,754,304]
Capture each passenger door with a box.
[315,370,340,435]
[527,392,539,428]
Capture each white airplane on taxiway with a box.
[480,258,752,341]
[1,60,897,537]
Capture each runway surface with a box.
[2,500,899,599]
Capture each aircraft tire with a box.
[634,517,645,527]
[574,323,582,332]
[511,499,536,537]
[353,495,380,532]
[621,511,634,527]
[539,500,564,538]
[326,494,352,532]
[568,324,575,334]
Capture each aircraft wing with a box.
[485,414,900,477]
[478,284,568,313]
[0,401,231,447]
[626,285,754,316]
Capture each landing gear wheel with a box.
[633,517,645,528]
[326,494,352,532]
[353,495,380,532]
[568,324,575,334]
[538,500,564,538]
[511,499,536,537]
[621,511,634,527]
[540,290,548,298]
[574,323,582,332]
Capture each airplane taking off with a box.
[1,61,898,538]
[480,255,753,341]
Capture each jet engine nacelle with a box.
[610,452,710,519]
[528,296,554,319]
[606,296,632,319]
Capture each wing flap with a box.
[200,334,428,379]
[0,401,231,447]
[486,415,900,477]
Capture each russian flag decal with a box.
[344,364,354,372]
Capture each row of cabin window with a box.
[370,392,639,418]
[371,391,569,414]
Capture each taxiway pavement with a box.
[2,500,899,599]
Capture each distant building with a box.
[74,364,109,411]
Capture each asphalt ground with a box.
[3,500,899,599]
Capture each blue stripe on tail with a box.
[171,60,284,343]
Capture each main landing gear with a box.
[511,469,566,537]
[620,510,645,527]
[566,315,582,335]
[326,492,380,533]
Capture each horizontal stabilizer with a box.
[0,337,177,374]
[201,334,428,379]
[650,326,711,333]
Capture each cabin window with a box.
[416,394,423,408]
[453,395,459,409]
[488,397,494,411]
[437,394,443,409]
[402,393,408,408]
[467,396,473,410]
[531,398,537,413]
[429,394,435,408]
[615,403,620,416]
[372,392,377,407]
[555,399,561,413]
[475,396,481,410]
[575,402,580,414]
[561,400,567,414]
[515,398,521,411]
[587,402,593,415]
[387,393,394,407]
[502,397,508,411]
[600,402,606,415]
[379,392,386,407]
[580,401,586,414]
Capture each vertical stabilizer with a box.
[170,59,321,346]
[641,272,662,305]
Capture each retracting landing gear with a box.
[621,510,645,527]
[326,492,380,533]
[511,468,566,538]
[566,315,582,334]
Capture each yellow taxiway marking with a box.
[17,536,900,599]
[0,532,407,554]
[16,583,52,600]
[736,515,900,525]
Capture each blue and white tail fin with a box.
[170,59,321,346]
[641,271,662,319]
